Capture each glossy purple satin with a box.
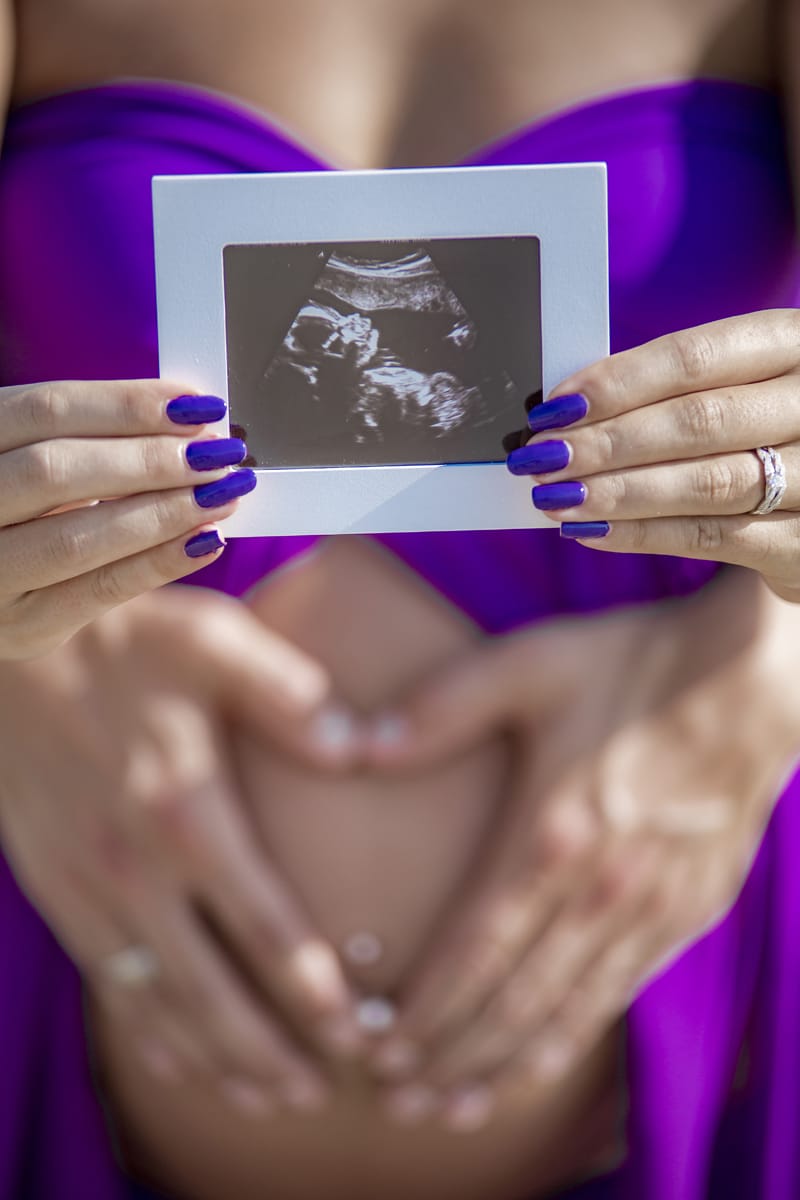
[1,77,800,1200]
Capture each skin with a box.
[89,539,625,1200]
[1,0,800,1196]
[0,381,251,658]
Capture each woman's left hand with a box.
[364,568,800,1129]
[508,310,800,602]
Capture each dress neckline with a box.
[6,74,783,170]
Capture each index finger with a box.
[372,744,562,1069]
[0,380,226,452]
[538,309,800,428]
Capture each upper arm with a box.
[779,0,800,205]
[0,0,14,144]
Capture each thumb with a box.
[365,631,553,771]
[198,602,362,768]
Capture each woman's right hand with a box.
[0,585,365,1114]
[0,378,256,660]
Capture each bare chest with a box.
[13,0,778,167]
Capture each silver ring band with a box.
[100,945,160,988]
[750,446,787,516]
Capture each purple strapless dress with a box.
[1,77,799,1200]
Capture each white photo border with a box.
[153,164,608,536]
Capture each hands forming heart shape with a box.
[0,533,797,1136]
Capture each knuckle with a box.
[591,861,629,909]
[678,391,726,444]
[583,356,629,410]
[601,471,629,513]
[695,457,740,509]
[670,329,718,388]
[44,518,93,570]
[24,384,67,437]
[87,560,132,609]
[139,435,178,480]
[535,813,585,869]
[691,516,725,555]
[591,421,619,468]
[21,440,65,499]
[645,879,674,923]
[116,385,152,433]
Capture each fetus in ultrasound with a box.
[259,244,521,467]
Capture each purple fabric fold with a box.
[0,76,799,1198]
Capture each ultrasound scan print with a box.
[224,237,542,468]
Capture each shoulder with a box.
[0,0,13,133]
[775,0,800,193]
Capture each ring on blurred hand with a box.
[750,446,787,516]
[101,945,160,988]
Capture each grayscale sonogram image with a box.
[223,237,542,468]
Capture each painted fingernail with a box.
[532,481,587,511]
[443,1085,495,1133]
[186,437,247,471]
[383,1084,439,1124]
[166,393,227,424]
[527,392,588,433]
[371,1038,422,1078]
[560,521,610,539]
[194,467,257,508]
[220,1077,274,1118]
[507,439,570,476]
[184,529,225,558]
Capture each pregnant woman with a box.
[2,1,800,1198]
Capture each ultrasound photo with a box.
[223,237,542,468]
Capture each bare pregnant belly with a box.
[93,539,624,1200]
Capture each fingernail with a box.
[383,1084,439,1124]
[184,529,225,558]
[166,393,227,424]
[186,437,247,471]
[527,392,588,433]
[357,996,397,1035]
[532,481,586,511]
[370,713,410,749]
[371,1038,421,1078]
[507,440,570,476]
[281,1074,329,1113]
[220,1077,274,1118]
[194,467,257,508]
[309,706,358,755]
[560,521,609,539]
[292,942,349,1011]
[443,1085,494,1133]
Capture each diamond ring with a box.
[750,446,787,516]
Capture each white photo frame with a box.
[153,164,608,536]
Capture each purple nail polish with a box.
[184,529,225,558]
[507,440,570,476]
[186,437,247,471]
[194,468,257,508]
[532,481,586,511]
[527,392,588,434]
[560,521,610,539]
[166,394,227,425]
